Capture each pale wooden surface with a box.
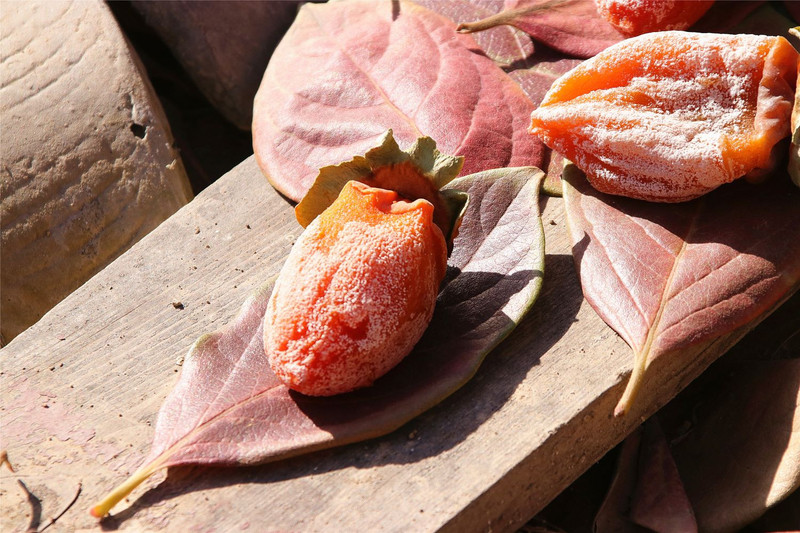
[0,156,789,532]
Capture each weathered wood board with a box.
[0,156,792,532]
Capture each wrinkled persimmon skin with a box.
[530,32,799,202]
[265,181,447,396]
[594,0,714,37]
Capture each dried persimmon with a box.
[530,31,798,202]
[265,131,467,396]
[594,0,714,36]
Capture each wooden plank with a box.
[0,156,792,532]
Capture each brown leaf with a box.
[562,164,800,415]
[90,166,546,518]
[252,0,541,202]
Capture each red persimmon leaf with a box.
[412,0,535,67]
[252,0,541,202]
[456,0,626,59]
[562,163,800,416]
[90,166,546,518]
[413,0,580,196]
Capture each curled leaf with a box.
[90,166,546,518]
[562,163,800,416]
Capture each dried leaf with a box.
[456,0,626,59]
[562,163,800,416]
[253,0,541,202]
[671,358,800,532]
[90,166,546,518]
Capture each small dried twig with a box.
[38,482,82,532]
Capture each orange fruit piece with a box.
[529,31,798,202]
[265,180,447,396]
[595,0,714,37]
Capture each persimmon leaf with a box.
[90,166,546,518]
[562,163,800,416]
[252,0,541,202]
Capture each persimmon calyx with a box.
[295,130,469,247]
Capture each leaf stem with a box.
[89,462,159,518]
[456,0,570,33]
[614,349,647,417]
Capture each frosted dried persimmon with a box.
[265,181,447,396]
[265,132,467,396]
[529,31,798,202]
[594,0,714,36]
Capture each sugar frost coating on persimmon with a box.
[530,31,798,202]
[265,181,447,396]
[594,0,714,36]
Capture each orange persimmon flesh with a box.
[265,180,447,396]
[594,0,714,37]
[530,31,798,202]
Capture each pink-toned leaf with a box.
[90,166,546,518]
[253,0,541,202]
[562,164,800,416]
[456,0,626,59]
[412,0,535,67]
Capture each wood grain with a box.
[0,156,792,532]
[0,0,192,343]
